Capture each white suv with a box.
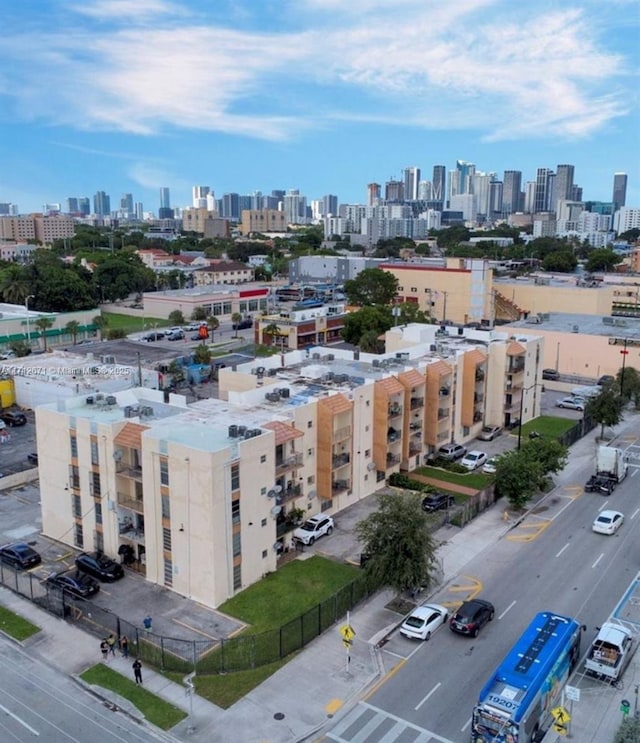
[293,515,335,545]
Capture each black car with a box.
[449,598,495,637]
[232,318,253,330]
[1,410,27,426]
[27,452,39,465]
[75,552,124,582]
[422,493,455,512]
[542,368,560,381]
[46,571,100,598]
[0,542,42,569]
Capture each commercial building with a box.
[239,209,288,235]
[0,305,98,355]
[192,261,254,286]
[141,285,270,321]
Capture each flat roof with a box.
[506,312,640,339]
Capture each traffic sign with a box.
[552,721,568,736]
[340,625,356,642]
[565,685,580,702]
[551,706,571,724]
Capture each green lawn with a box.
[100,312,172,334]
[218,556,359,633]
[416,466,493,490]
[0,606,40,641]
[80,665,187,730]
[514,416,577,439]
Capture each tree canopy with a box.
[343,268,399,306]
[341,306,393,351]
[585,249,622,273]
[585,387,625,439]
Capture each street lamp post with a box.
[517,382,543,451]
[25,294,35,347]
[620,339,629,395]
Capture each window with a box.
[160,458,169,486]
[261,518,267,527]
[69,464,80,489]
[260,454,266,463]
[307,448,314,456]
[161,494,170,519]
[365,449,371,458]
[164,558,173,587]
[232,499,240,525]
[262,550,268,559]
[162,527,172,552]
[307,421,313,428]
[307,475,315,485]
[95,502,102,525]
[90,440,99,465]
[260,486,267,495]
[233,564,242,590]
[91,471,101,497]
[231,463,240,491]
[70,434,78,459]
[232,531,241,557]
[95,531,104,553]
[74,523,84,548]
[72,494,82,518]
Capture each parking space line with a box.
[498,601,516,620]
[172,617,218,640]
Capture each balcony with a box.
[409,421,423,431]
[437,408,449,420]
[475,369,485,381]
[117,492,144,514]
[439,387,450,397]
[474,393,484,404]
[387,429,401,443]
[275,452,303,473]
[410,397,424,410]
[119,524,145,546]
[332,452,351,469]
[332,480,350,494]
[505,379,522,392]
[116,463,143,481]
[280,484,302,504]
[437,431,449,442]
[388,404,403,418]
[508,361,525,375]
[386,453,401,466]
[332,425,351,442]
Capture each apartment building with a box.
[255,304,348,350]
[0,214,74,244]
[239,209,288,235]
[36,325,542,609]
[192,261,254,286]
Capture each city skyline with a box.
[0,0,638,213]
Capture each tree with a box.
[65,320,80,345]
[614,717,640,743]
[396,301,432,325]
[585,387,625,439]
[9,340,30,357]
[263,322,283,349]
[93,314,108,340]
[343,268,399,307]
[541,251,577,273]
[193,344,212,365]
[0,265,31,304]
[520,438,568,485]
[494,450,543,510]
[355,490,438,596]
[231,312,243,338]
[341,306,393,349]
[206,315,219,343]
[191,306,208,322]
[168,310,185,326]
[35,316,54,351]
[616,366,640,405]
[585,249,621,273]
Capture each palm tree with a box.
[231,312,242,339]
[0,266,30,304]
[206,315,219,344]
[264,322,282,349]
[65,320,80,345]
[93,314,108,341]
[35,317,54,351]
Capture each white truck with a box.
[585,446,628,495]
[585,621,635,684]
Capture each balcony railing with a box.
[116,463,143,480]
[437,431,449,442]
[117,492,145,513]
[280,484,302,504]
[409,421,422,431]
[332,480,350,493]
[437,408,449,420]
[508,361,525,374]
[332,425,351,442]
[387,431,401,443]
[388,404,403,418]
[409,445,422,455]
[386,454,401,466]
[275,452,304,473]
[332,453,351,469]
[410,397,424,410]
[475,370,485,381]
[119,525,145,545]
[474,393,484,404]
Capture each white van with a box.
[571,385,601,399]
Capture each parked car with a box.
[542,368,560,381]
[293,515,335,545]
[556,397,585,411]
[142,331,165,342]
[592,510,624,535]
[75,552,124,582]
[27,452,39,465]
[1,410,27,426]
[437,443,467,461]
[477,425,502,441]
[400,603,449,641]
[46,571,100,598]
[482,456,501,475]
[0,420,6,431]
[0,542,42,570]
[598,375,615,387]
[185,322,207,332]
[232,318,253,330]
[422,493,455,512]
[460,450,488,471]
[166,330,185,341]
[449,598,495,637]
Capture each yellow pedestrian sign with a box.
[551,706,570,734]
[340,624,356,645]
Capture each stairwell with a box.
[494,290,527,322]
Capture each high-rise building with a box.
[367,183,381,206]
[78,198,90,216]
[431,166,446,207]
[449,160,475,200]
[135,202,144,220]
[120,193,134,218]
[385,179,404,202]
[613,173,628,211]
[66,198,79,214]
[403,167,420,201]
[283,189,308,225]
[93,191,111,217]
[501,171,522,215]
[192,186,210,208]
[221,193,240,220]
[159,188,173,219]
[322,194,338,216]
[553,164,574,213]
[534,168,554,213]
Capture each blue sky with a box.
[0,0,638,214]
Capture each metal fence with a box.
[0,562,376,674]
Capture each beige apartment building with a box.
[36,325,542,609]
[0,214,75,244]
[192,261,254,286]
[240,209,288,236]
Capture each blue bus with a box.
[471,611,583,743]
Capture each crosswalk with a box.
[325,702,459,743]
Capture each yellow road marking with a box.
[507,519,551,542]
[172,617,218,640]
[325,698,343,715]
[561,485,583,499]
[364,658,407,700]
[447,576,482,594]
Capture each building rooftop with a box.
[507,312,640,340]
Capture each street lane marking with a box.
[499,601,516,620]
[593,553,605,569]
[415,682,441,711]
[556,543,570,557]
[172,617,218,640]
[461,717,472,732]
[0,702,40,736]
[632,508,640,520]
[507,519,551,542]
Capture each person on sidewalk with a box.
[119,635,129,658]
[106,634,116,655]
[143,615,152,632]
[100,639,109,662]
[132,658,143,684]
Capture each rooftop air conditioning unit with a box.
[228,424,239,438]
[312,353,321,360]
[372,359,381,367]
[429,344,437,352]
[326,354,335,361]
[105,395,117,406]
[237,426,247,436]
[280,388,290,398]
[101,355,116,365]
[95,393,104,401]
[86,396,95,405]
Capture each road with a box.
[0,634,170,743]
[326,423,640,743]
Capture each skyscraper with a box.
[403,167,420,201]
[93,191,111,217]
[534,168,554,213]
[120,193,134,217]
[432,165,446,207]
[502,170,522,215]
[449,160,475,199]
[367,183,381,206]
[613,173,628,211]
[322,194,338,216]
[66,197,79,214]
[553,164,575,213]
[192,186,210,208]
[158,188,173,218]
[385,179,404,202]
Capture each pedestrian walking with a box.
[106,634,116,655]
[143,615,152,632]
[132,658,143,684]
[100,639,109,662]
[119,635,129,658]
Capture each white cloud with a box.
[67,0,184,21]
